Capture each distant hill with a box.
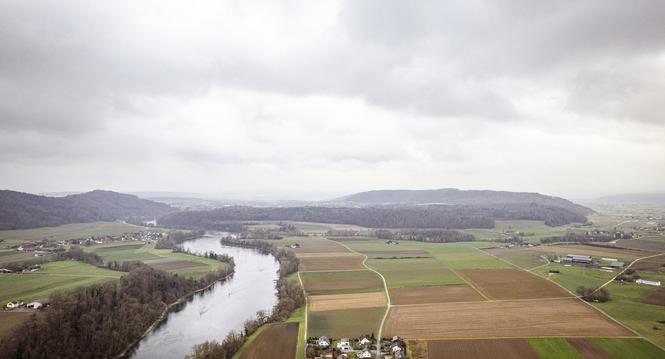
[334,188,592,215]
[0,190,177,230]
[590,193,665,206]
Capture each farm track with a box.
[331,238,391,357]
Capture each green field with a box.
[528,338,583,359]
[532,262,616,292]
[299,270,383,295]
[590,338,665,359]
[366,258,464,288]
[0,261,122,305]
[0,221,150,249]
[497,249,549,269]
[308,307,384,338]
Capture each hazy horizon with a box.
[2,1,665,199]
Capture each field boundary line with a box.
[474,246,665,352]
[297,271,308,359]
[390,296,574,307]
[331,238,391,358]
[450,268,491,301]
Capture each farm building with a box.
[563,254,593,264]
[609,261,624,269]
[6,299,24,309]
[635,279,661,286]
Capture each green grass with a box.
[300,270,383,295]
[593,270,665,348]
[0,222,149,249]
[0,261,122,305]
[528,338,583,359]
[532,263,616,292]
[308,307,384,338]
[497,249,548,269]
[366,258,464,288]
[288,307,306,359]
[590,338,665,359]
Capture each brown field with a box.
[292,240,351,253]
[299,255,365,271]
[567,338,610,359]
[308,292,386,311]
[457,268,570,300]
[632,253,665,271]
[390,285,484,305]
[614,239,665,252]
[239,322,298,359]
[532,244,644,260]
[642,287,665,307]
[427,339,539,359]
[384,298,633,339]
[143,259,206,271]
[359,249,432,259]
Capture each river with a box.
[126,233,279,359]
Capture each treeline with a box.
[374,229,474,243]
[184,238,304,359]
[576,286,611,303]
[160,206,495,229]
[159,203,588,231]
[0,264,235,359]
[155,230,206,249]
[541,232,616,244]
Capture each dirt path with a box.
[330,238,391,358]
[591,252,665,294]
[297,271,308,359]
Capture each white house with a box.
[636,279,661,286]
[359,336,372,346]
[358,348,373,358]
[336,338,351,352]
[317,336,330,347]
[6,300,23,309]
[26,301,43,309]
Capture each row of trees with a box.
[183,238,304,359]
[576,286,611,303]
[155,230,206,249]
[0,262,235,358]
[541,232,616,244]
[374,229,474,243]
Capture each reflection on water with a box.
[127,233,279,359]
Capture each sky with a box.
[1,0,664,200]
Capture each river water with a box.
[126,233,279,359]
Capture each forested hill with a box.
[0,190,177,229]
[158,202,588,230]
[334,188,592,216]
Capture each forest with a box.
[159,203,587,230]
[0,262,234,358]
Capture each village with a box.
[306,334,406,359]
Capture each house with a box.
[358,348,373,358]
[636,279,661,286]
[359,335,372,346]
[337,338,352,352]
[26,300,47,309]
[609,261,624,269]
[394,351,406,359]
[390,343,403,353]
[289,243,301,249]
[317,336,330,347]
[6,300,24,309]
[563,254,593,264]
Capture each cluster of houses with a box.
[16,239,62,257]
[5,299,48,310]
[0,264,41,274]
[308,335,405,359]
[558,254,625,270]
[70,231,164,246]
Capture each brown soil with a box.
[427,339,539,359]
[566,338,611,359]
[457,268,570,300]
[614,239,665,252]
[632,254,665,271]
[299,255,365,271]
[239,322,298,359]
[384,298,633,339]
[308,292,386,311]
[390,285,484,305]
[642,287,665,307]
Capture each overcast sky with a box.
[1,0,664,200]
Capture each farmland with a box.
[384,298,632,339]
[0,261,122,306]
[428,339,540,359]
[390,285,484,305]
[308,307,385,338]
[457,268,570,300]
[298,255,365,271]
[299,270,383,295]
[308,292,386,312]
[237,322,299,359]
